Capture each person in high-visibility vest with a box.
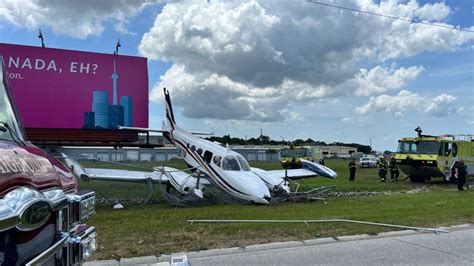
[378,156,388,182]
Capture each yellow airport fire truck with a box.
[395,128,474,182]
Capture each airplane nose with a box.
[252,197,270,205]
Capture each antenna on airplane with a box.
[38,29,45,48]
[114,39,121,55]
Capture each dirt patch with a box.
[328,186,429,198]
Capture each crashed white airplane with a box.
[64,88,337,205]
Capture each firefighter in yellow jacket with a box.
[378,156,388,182]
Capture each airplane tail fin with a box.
[164,88,177,128]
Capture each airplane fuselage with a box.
[101,88,334,205]
[164,126,271,204]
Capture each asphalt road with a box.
[190,225,474,265]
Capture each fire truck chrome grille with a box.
[0,187,67,232]
[0,221,55,265]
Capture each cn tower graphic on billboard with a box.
[82,55,133,129]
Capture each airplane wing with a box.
[63,152,191,183]
[300,159,337,178]
[82,168,166,183]
[62,153,212,197]
[251,160,337,181]
[83,167,212,186]
[265,168,319,180]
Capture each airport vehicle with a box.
[394,128,474,182]
[359,157,377,168]
[65,88,337,205]
[0,57,96,265]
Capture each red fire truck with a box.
[0,56,96,265]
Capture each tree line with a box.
[206,135,372,154]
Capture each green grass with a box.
[78,159,474,260]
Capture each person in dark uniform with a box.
[389,156,399,181]
[319,158,325,166]
[448,161,457,183]
[348,158,356,181]
[454,160,467,191]
[290,157,297,169]
[378,156,388,182]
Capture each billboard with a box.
[0,43,148,132]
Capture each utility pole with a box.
[369,138,373,154]
[38,29,45,47]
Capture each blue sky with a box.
[0,0,472,151]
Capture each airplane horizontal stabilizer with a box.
[119,126,212,135]
[118,126,168,133]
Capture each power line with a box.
[307,0,474,33]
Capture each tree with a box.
[205,135,371,153]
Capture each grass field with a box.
[78,159,474,260]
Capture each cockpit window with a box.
[213,155,222,165]
[397,141,440,155]
[236,155,251,171]
[221,155,241,171]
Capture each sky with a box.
[0,0,472,151]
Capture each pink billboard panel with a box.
[0,43,148,130]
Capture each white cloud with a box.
[140,1,288,87]
[424,93,458,116]
[414,2,451,21]
[355,90,458,117]
[141,0,473,122]
[154,64,291,122]
[0,0,158,39]
[357,0,473,61]
[342,117,354,124]
[152,63,428,121]
[354,65,424,96]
